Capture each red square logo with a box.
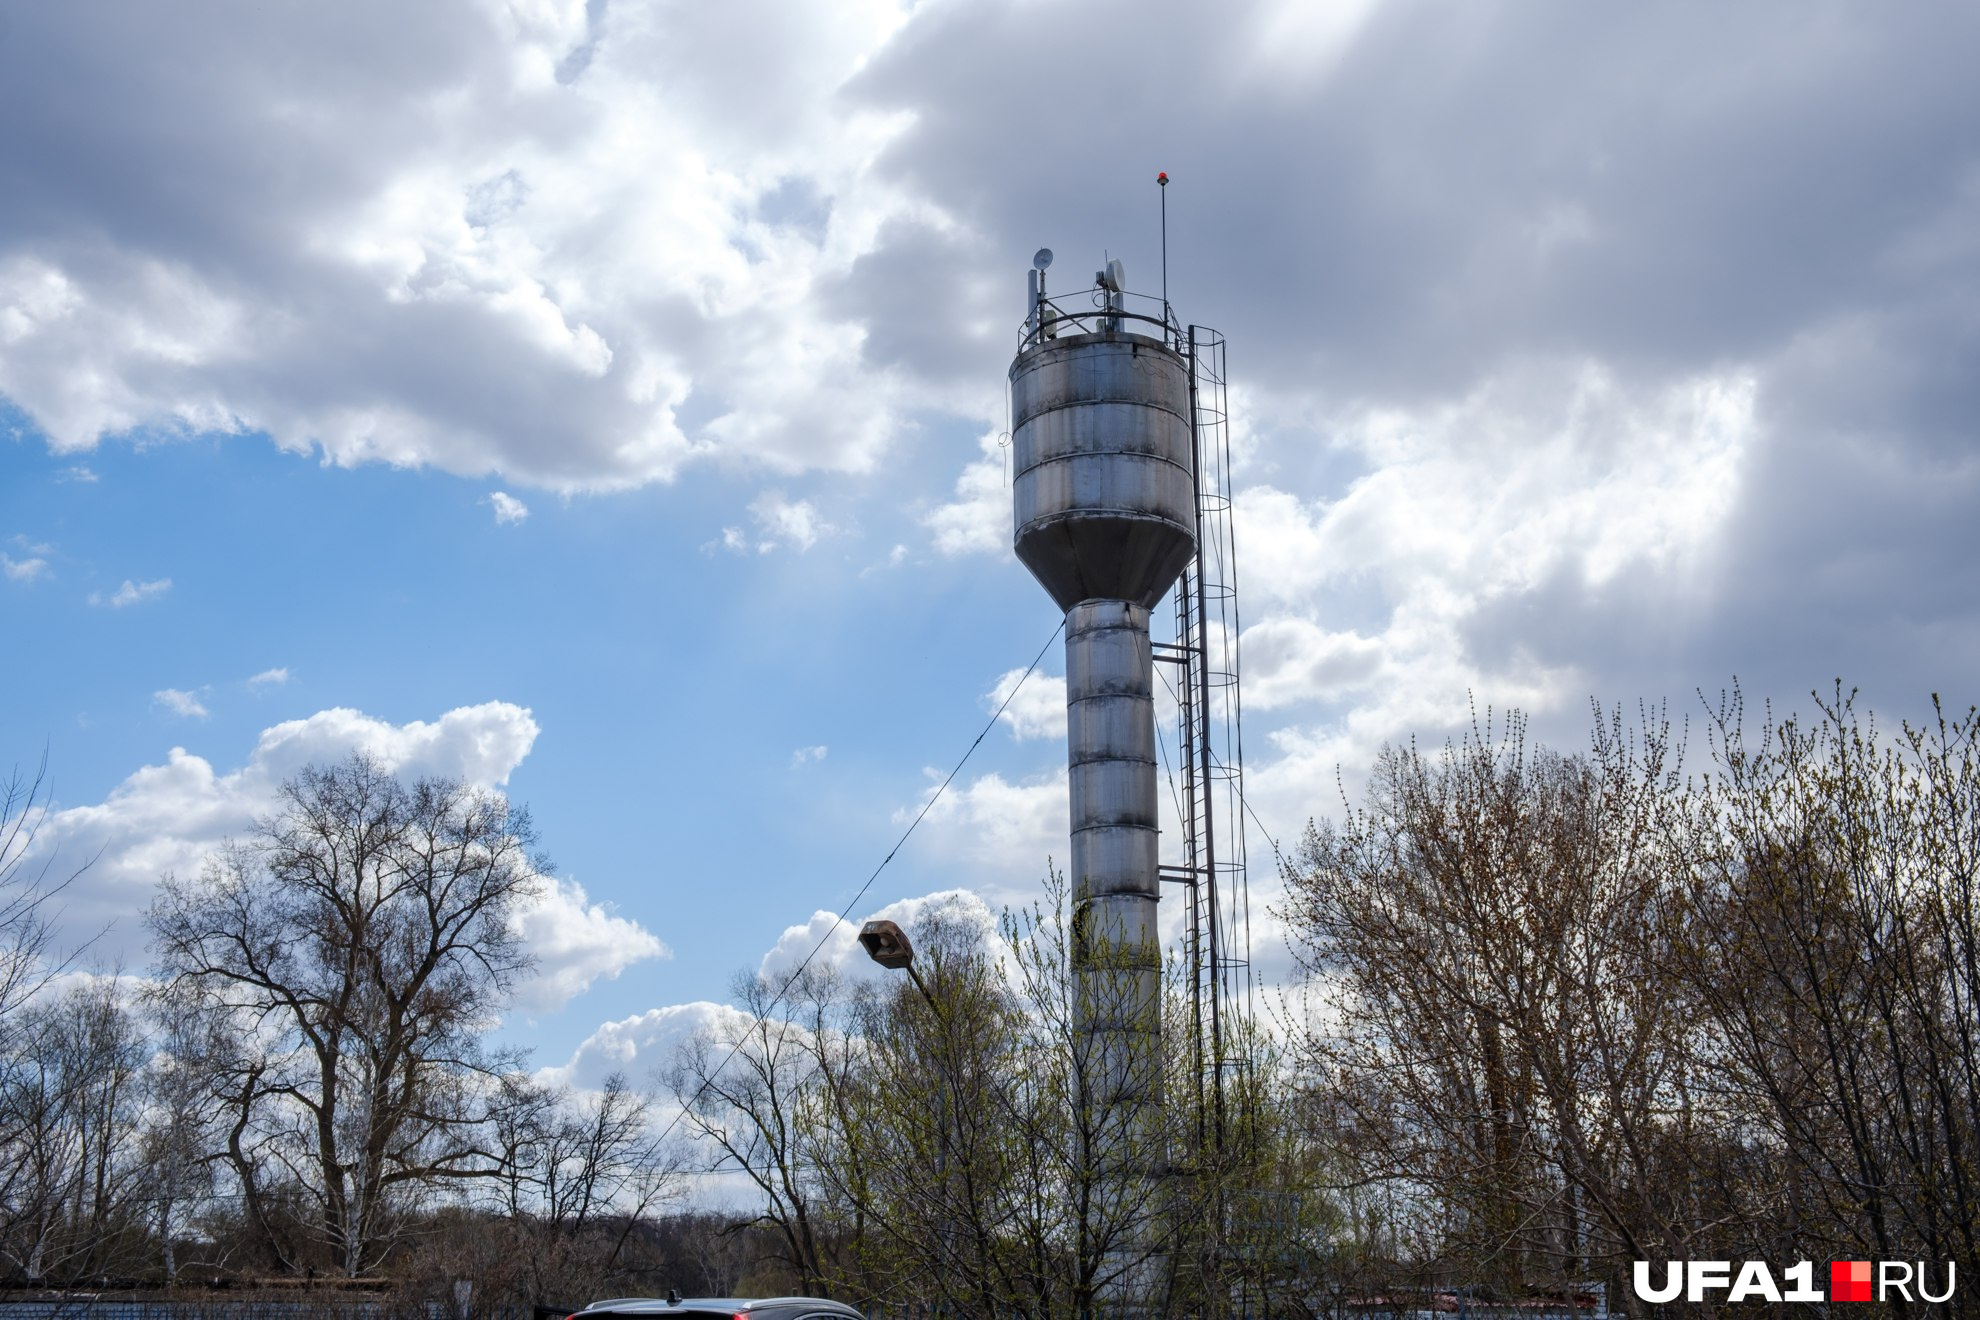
[1831,1260,1873,1302]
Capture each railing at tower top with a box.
[1017,282,1187,355]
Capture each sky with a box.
[4,0,1979,1099]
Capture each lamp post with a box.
[857,920,954,1310]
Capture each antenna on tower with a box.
[1157,171,1170,327]
[1027,248,1054,339]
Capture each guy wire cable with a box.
[651,617,1066,1148]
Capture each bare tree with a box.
[138,1010,221,1283]
[0,753,102,1036]
[988,875,1197,1315]
[146,753,544,1276]
[665,967,841,1296]
[486,1069,683,1297]
[0,758,63,1029]
[1275,685,1980,1317]
[0,976,151,1283]
[1278,706,1735,1308]
[1683,686,1980,1290]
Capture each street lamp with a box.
[857,919,954,1305]
[857,919,935,1005]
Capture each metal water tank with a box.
[1009,331,1197,613]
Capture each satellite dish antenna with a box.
[1106,257,1127,292]
[1032,248,1054,272]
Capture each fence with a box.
[0,1301,542,1320]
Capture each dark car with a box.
[570,1295,863,1320]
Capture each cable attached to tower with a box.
[651,618,1066,1147]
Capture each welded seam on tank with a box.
[1013,403,1193,438]
[1017,508,1195,535]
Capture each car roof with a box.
[577,1299,862,1317]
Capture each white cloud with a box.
[754,909,864,987]
[924,429,1007,556]
[985,666,1065,742]
[756,888,995,985]
[31,699,667,1012]
[1239,618,1384,711]
[741,490,830,553]
[0,1,923,491]
[790,744,828,767]
[2,553,48,582]
[152,688,209,719]
[20,702,591,976]
[542,888,996,1096]
[55,465,98,483]
[896,767,1067,905]
[247,667,291,687]
[1219,358,1757,786]
[486,490,530,524]
[539,1000,754,1092]
[511,875,671,1014]
[247,703,542,788]
[89,577,171,608]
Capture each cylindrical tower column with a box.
[1066,597,1161,1060]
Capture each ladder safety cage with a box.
[1164,324,1254,1154]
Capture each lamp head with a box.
[858,919,915,970]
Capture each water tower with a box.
[1009,249,1196,1299]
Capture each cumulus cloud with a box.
[247,667,290,687]
[753,909,863,988]
[511,876,671,1015]
[1207,358,1759,794]
[1,553,48,582]
[0,0,924,491]
[896,767,1067,905]
[89,577,170,607]
[539,1000,754,1093]
[486,490,529,524]
[923,429,1008,556]
[789,744,828,768]
[756,888,995,985]
[985,666,1064,742]
[723,490,832,554]
[16,701,659,1007]
[543,888,996,1096]
[248,702,541,787]
[152,687,209,719]
[29,703,542,948]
